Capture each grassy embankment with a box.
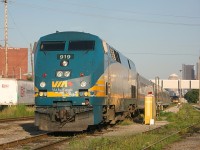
[0,105,35,119]
[68,104,200,150]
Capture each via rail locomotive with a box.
[34,31,170,131]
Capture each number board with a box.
[57,54,74,60]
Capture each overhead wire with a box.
[0,1,198,54]
[45,1,198,57]
[0,1,29,45]
[124,52,197,56]
[48,0,200,19]
[8,10,30,70]
[0,1,29,73]
[8,9,29,46]
[11,1,200,27]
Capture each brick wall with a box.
[0,47,28,80]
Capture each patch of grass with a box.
[157,111,174,121]
[0,105,35,119]
[67,104,200,150]
[151,134,181,150]
[118,118,134,126]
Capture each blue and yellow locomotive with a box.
[34,31,160,131]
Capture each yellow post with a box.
[145,93,156,125]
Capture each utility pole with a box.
[19,67,21,79]
[155,76,159,102]
[30,43,34,79]
[155,76,160,117]
[179,69,182,101]
[199,56,200,105]
[4,0,8,77]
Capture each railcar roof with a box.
[40,31,100,40]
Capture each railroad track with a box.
[193,105,200,111]
[0,132,75,150]
[33,135,74,150]
[0,132,49,149]
[0,123,116,150]
[2,119,194,150]
[142,122,200,150]
[31,123,168,150]
[0,116,34,123]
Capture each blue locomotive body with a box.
[34,31,163,131]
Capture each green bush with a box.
[184,89,199,103]
[0,105,35,119]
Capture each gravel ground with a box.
[97,105,181,138]
[0,120,46,145]
[98,121,168,137]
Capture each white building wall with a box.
[191,80,199,89]
[181,80,190,89]
[151,80,199,89]
[162,80,178,89]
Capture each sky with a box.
[0,0,199,79]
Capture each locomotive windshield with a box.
[68,40,95,51]
[40,41,65,51]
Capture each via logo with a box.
[52,81,68,88]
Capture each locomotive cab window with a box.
[110,47,121,63]
[40,41,65,51]
[68,41,95,50]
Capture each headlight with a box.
[64,71,71,77]
[84,92,88,96]
[56,71,63,77]
[39,92,43,96]
[61,60,68,67]
[40,81,46,88]
[80,81,87,87]
[43,92,47,97]
[79,92,84,97]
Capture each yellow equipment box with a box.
[145,94,156,125]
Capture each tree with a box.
[184,89,199,103]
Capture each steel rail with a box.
[33,137,73,150]
[0,116,34,123]
[0,132,51,149]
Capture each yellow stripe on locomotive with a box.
[35,78,106,98]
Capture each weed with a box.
[118,118,134,126]
[0,105,35,119]
[67,104,200,150]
